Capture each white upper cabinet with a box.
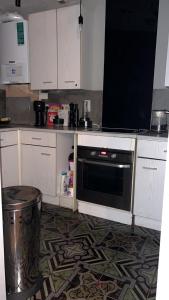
[165,35,169,86]
[29,5,81,90]
[81,0,106,90]
[154,0,169,88]
[29,10,58,90]
[57,5,80,89]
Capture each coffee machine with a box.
[33,101,46,126]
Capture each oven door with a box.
[77,158,132,211]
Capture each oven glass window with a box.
[83,162,124,196]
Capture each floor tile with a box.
[25,204,160,300]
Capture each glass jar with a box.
[151,110,168,132]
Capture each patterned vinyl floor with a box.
[28,203,160,300]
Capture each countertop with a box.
[0,124,168,141]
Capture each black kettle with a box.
[69,103,79,128]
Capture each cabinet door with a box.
[29,10,58,90]
[134,158,166,221]
[57,5,80,89]
[165,35,169,86]
[21,145,57,196]
[1,145,19,187]
[81,0,106,90]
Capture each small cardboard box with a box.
[47,103,62,126]
[58,104,69,127]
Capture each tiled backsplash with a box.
[152,89,169,110]
[5,97,34,125]
[152,89,169,124]
[48,90,103,126]
[4,90,103,126]
[1,88,169,126]
[0,90,6,118]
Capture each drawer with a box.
[137,139,167,160]
[21,130,56,147]
[0,131,18,147]
[78,134,136,151]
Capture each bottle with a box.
[74,104,79,128]
[67,170,73,197]
[68,147,74,171]
[69,103,75,127]
[60,172,67,195]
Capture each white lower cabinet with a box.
[20,130,76,209]
[1,145,19,187]
[20,130,57,204]
[134,139,167,231]
[21,144,57,203]
[0,131,19,188]
[134,158,165,220]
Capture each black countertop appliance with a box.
[33,101,46,127]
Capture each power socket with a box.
[39,91,48,100]
[84,100,91,112]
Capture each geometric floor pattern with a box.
[27,203,161,300]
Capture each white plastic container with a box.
[60,172,68,195]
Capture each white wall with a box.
[81,0,106,90]
[153,0,169,89]
[156,132,169,298]
[0,167,6,299]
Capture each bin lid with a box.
[2,186,42,210]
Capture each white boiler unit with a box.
[0,19,30,84]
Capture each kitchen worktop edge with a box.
[0,125,168,141]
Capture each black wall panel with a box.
[102,0,159,130]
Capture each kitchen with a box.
[0,0,169,299]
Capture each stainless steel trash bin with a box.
[2,186,42,300]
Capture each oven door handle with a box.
[78,158,131,169]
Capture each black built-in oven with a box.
[77,146,134,211]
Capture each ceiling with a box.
[0,0,80,18]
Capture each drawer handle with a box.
[41,153,51,156]
[43,81,53,84]
[32,137,42,140]
[143,166,157,171]
[64,80,75,83]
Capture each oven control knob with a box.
[111,154,117,159]
[90,151,96,156]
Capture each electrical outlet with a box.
[84,100,91,112]
[39,91,48,100]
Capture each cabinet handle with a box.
[78,158,131,169]
[164,150,167,153]
[0,139,4,142]
[64,80,75,83]
[32,137,42,140]
[142,166,157,171]
[43,81,53,84]
[9,61,15,63]
[41,153,51,156]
